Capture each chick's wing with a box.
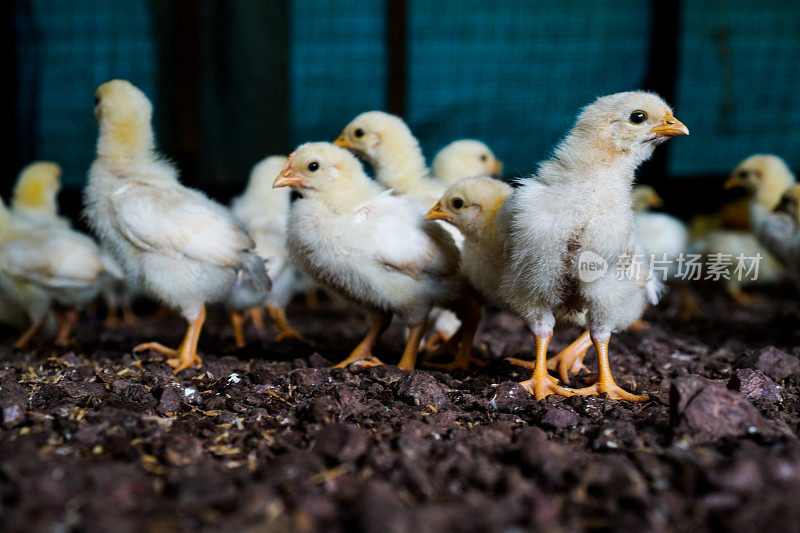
[109,182,254,267]
[354,193,459,280]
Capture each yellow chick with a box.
[500,91,687,401]
[335,110,445,208]
[698,154,794,304]
[273,142,474,371]
[84,79,270,371]
[431,139,503,187]
[11,162,71,228]
[427,176,594,379]
[230,155,311,346]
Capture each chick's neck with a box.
[97,115,156,167]
[371,135,430,193]
[315,175,384,214]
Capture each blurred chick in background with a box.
[431,139,503,187]
[426,176,593,379]
[631,185,700,321]
[751,184,800,291]
[230,155,311,346]
[11,162,71,228]
[500,91,687,401]
[695,154,793,304]
[85,79,270,371]
[0,197,108,346]
[274,142,478,372]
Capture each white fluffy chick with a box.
[699,154,795,304]
[84,79,270,371]
[500,91,688,401]
[335,111,463,349]
[273,142,471,371]
[427,176,593,381]
[230,155,310,345]
[431,139,503,187]
[0,199,107,346]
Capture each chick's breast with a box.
[286,193,460,323]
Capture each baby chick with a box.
[230,155,310,345]
[335,111,465,353]
[273,142,471,371]
[432,139,503,187]
[751,184,800,291]
[699,154,794,304]
[0,198,107,346]
[500,91,687,401]
[11,162,71,228]
[631,185,699,321]
[335,111,445,207]
[427,176,593,380]
[84,79,270,371]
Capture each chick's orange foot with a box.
[544,330,593,383]
[518,375,577,401]
[571,381,649,402]
[267,305,313,344]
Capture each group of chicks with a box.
[6,78,795,403]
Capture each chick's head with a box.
[631,185,663,212]
[426,176,512,239]
[569,91,688,166]
[724,154,795,210]
[335,111,416,161]
[274,142,370,207]
[774,184,800,226]
[94,79,154,160]
[12,162,62,214]
[433,140,503,185]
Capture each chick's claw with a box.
[133,342,176,358]
[572,382,649,402]
[518,376,576,401]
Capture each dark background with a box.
[6,0,800,220]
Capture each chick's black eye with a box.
[94,95,100,105]
[452,198,464,209]
[354,128,365,138]
[480,154,488,162]
[307,161,319,172]
[629,111,647,124]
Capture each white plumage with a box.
[275,142,466,371]
[499,91,688,401]
[84,79,269,371]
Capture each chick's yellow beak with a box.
[425,202,453,222]
[273,156,310,188]
[648,109,690,137]
[649,191,664,208]
[334,133,354,149]
[723,174,745,190]
[491,159,504,176]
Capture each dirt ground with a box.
[1,284,800,533]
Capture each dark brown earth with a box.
[2,285,800,533]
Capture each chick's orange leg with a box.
[544,330,593,383]
[675,285,703,321]
[104,301,120,327]
[333,313,390,368]
[121,303,138,324]
[230,310,246,348]
[572,334,648,402]
[249,307,267,336]
[397,320,427,372]
[54,309,79,347]
[14,314,48,350]
[167,306,206,372]
[267,305,313,344]
[518,333,576,400]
